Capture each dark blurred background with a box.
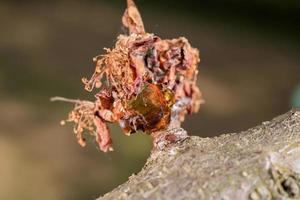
[1,0,300,199]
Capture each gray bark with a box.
[98,108,300,200]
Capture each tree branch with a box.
[98,108,300,200]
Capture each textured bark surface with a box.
[98,108,300,200]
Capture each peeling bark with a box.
[98,108,300,200]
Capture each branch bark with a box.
[98,108,300,200]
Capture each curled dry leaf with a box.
[52,0,203,152]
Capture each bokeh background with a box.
[1,0,300,199]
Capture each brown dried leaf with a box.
[122,0,145,34]
[53,0,203,153]
[94,116,113,152]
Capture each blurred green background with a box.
[0,0,300,199]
